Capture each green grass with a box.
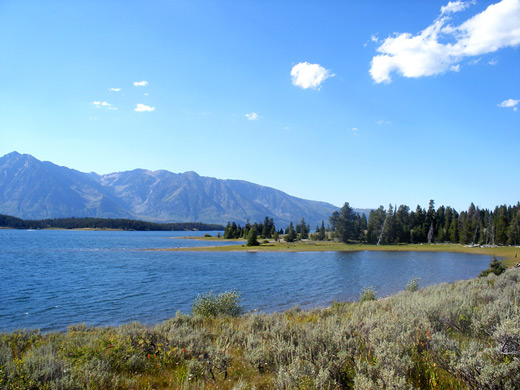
[2,268,519,389]
[153,239,520,267]
[172,236,246,242]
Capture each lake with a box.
[0,229,490,332]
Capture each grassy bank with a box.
[155,240,520,267]
[1,268,519,389]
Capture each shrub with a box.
[359,287,376,302]
[192,289,243,317]
[204,233,212,238]
[2,268,519,389]
[480,257,507,277]
[406,277,420,292]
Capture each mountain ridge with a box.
[0,152,357,227]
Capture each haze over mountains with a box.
[0,152,352,227]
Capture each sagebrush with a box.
[1,268,519,389]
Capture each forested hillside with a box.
[0,215,223,231]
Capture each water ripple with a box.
[0,230,490,332]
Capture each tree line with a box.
[0,214,224,231]
[223,216,319,244]
[329,200,520,246]
[224,199,520,247]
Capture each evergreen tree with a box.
[367,206,386,244]
[270,224,276,238]
[246,228,259,246]
[395,205,411,243]
[285,222,297,242]
[261,216,270,238]
[223,222,233,239]
[298,217,309,239]
[243,220,251,238]
[411,205,427,243]
[330,202,358,243]
[317,220,326,241]
[448,212,459,243]
[233,223,242,239]
[436,205,446,242]
[494,205,509,245]
[479,257,506,277]
[507,205,520,245]
[459,203,477,244]
[358,213,368,242]
[379,204,396,245]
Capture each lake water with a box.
[0,229,490,332]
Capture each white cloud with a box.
[370,0,520,83]
[245,112,259,121]
[290,62,335,90]
[498,98,519,108]
[371,34,379,43]
[108,88,121,92]
[376,120,390,126]
[133,80,149,87]
[134,103,155,112]
[488,57,499,65]
[352,127,359,133]
[441,1,473,15]
[92,101,117,110]
[144,93,149,96]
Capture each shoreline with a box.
[150,240,520,267]
[3,268,519,389]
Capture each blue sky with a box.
[1,0,519,211]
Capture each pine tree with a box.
[330,202,358,243]
[367,206,386,244]
[223,222,232,239]
[317,220,326,241]
[261,216,270,238]
[494,205,509,245]
[380,204,396,245]
[448,212,459,243]
[436,205,446,242]
[507,205,520,245]
[285,222,297,242]
[298,217,309,239]
[395,205,411,243]
[358,214,368,242]
[411,205,426,243]
[479,257,506,277]
[246,228,259,246]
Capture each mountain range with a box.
[0,152,356,227]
